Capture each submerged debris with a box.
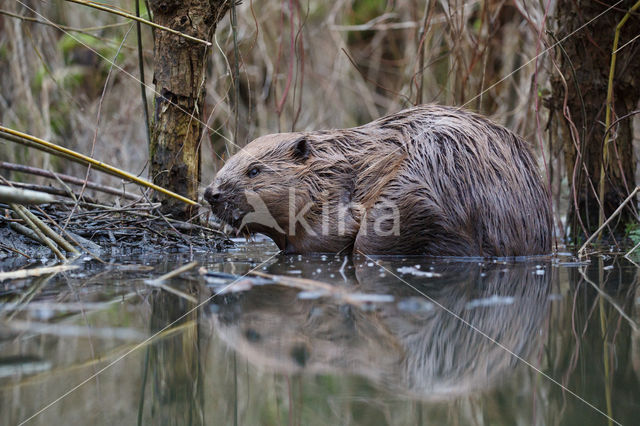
[199,267,395,308]
[396,266,442,278]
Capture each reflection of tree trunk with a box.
[146,289,203,425]
[149,1,230,219]
[632,283,639,383]
[551,1,640,238]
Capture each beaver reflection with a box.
[211,259,551,399]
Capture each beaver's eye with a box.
[247,167,260,178]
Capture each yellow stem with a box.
[597,0,640,236]
[598,259,613,426]
[0,126,198,206]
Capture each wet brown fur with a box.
[205,105,552,256]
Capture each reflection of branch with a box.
[577,266,638,332]
[145,262,199,304]
[249,271,394,307]
[0,265,78,282]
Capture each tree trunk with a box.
[149,0,230,219]
[551,1,640,240]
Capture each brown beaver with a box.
[204,105,552,256]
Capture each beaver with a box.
[211,259,551,398]
[204,105,552,256]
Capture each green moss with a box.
[472,17,482,33]
[50,113,70,137]
[32,66,47,91]
[348,0,388,25]
[61,67,86,91]
[307,2,329,21]
[625,222,640,246]
[346,0,389,44]
[58,33,124,65]
[59,33,94,63]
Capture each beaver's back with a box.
[352,105,552,256]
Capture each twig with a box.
[149,261,199,283]
[1,181,96,203]
[144,262,199,303]
[9,222,43,244]
[0,9,130,32]
[63,0,212,46]
[9,203,66,261]
[34,206,104,261]
[143,281,198,303]
[0,242,32,259]
[16,205,79,255]
[624,240,640,258]
[249,270,392,307]
[0,185,54,205]
[578,186,640,255]
[0,161,139,200]
[578,266,638,332]
[0,265,78,282]
[0,126,197,206]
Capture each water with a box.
[1,239,639,425]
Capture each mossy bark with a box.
[149,0,230,219]
[551,1,640,239]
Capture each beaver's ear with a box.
[292,137,310,162]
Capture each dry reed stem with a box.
[0,265,79,282]
[597,0,640,235]
[9,203,67,261]
[0,185,55,205]
[17,204,79,254]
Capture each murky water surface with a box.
[1,239,639,425]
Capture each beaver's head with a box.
[204,133,316,250]
[204,132,359,253]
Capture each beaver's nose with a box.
[204,187,221,205]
